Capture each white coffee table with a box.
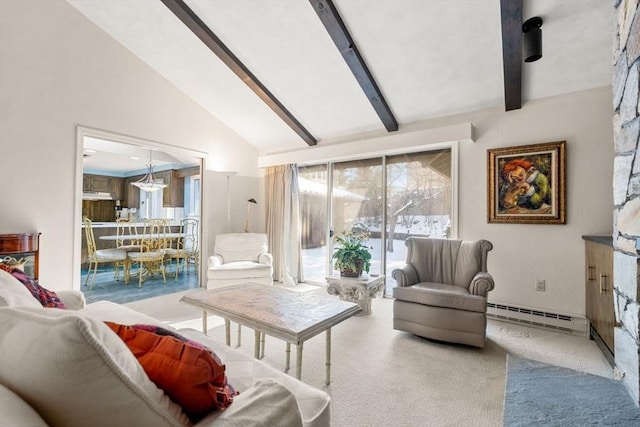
[180,283,360,384]
[325,274,385,315]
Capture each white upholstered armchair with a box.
[206,233,273,289]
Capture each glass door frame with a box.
[302,142,458,290]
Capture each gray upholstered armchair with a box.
[391,237,494,348]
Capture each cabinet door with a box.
[123,176,141,209]
[111,177,124,201]
[90,176,112,193]
[597,244,615,352]
[160,170,185,207]
[585,241,599,325]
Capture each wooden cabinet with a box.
[122,170,184,208]
[163,170,184,208]
[583,236,615,365]
[123,175,142,209]
[0,233,41,279]
[83,174,124,201]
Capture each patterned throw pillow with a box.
[0,265,66,309]
[105,322,237,422]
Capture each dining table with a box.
[98,233,183,241]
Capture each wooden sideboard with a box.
[0,232,41,279]
[583,235,615,366]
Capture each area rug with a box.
[504,355,640,426]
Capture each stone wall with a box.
[613,0,640,404]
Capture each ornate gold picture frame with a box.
[487,141,566,224]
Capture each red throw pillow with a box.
[105,322,236,422]
[0,265,66,309]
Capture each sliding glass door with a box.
[298,147,453,295]
[298,165,329,284]
[331,158,384,277]
[385,150,452,294]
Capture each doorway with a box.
[75,126,206,304]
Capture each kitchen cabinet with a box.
[157,170,184,207]
[83,174,124,201]
[82,200,116,222]
[122,170,184,208]
[583,236,615,365]
[123,175,142,209]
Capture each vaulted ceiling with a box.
[68,0,612,155]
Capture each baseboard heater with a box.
[487,302,588,336]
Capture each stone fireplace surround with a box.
[613,0,640,405]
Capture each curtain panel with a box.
[264,164,303,285]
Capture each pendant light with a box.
[131,150,168,193]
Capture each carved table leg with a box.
[254,330,261,359]
[224,319,231,346]
[325,328,331,385]
[285,342,291,372]
[202,310,208,334]
[296,342,304,380]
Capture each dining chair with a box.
[115,218,141,253]
[126,219,167,287]
[165,218,200,281]
[83,217,127,290]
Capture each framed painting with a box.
[487,141,566,224]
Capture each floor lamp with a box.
[244,198,257,233]
[221,171,236,233]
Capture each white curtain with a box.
[265,164,303,285]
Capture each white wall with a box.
[0,0,260,289]
[262,86,614,317]
[463,87,613,316]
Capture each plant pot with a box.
[340,261,363,278]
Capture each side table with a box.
[325,274,385,315]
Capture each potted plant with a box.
[332,227,372,277]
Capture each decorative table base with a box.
[325,274,385,315]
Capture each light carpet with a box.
[145,287,612,427]
[504,355,640,426]
[127,287,613,426]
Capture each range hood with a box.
[82,191,114,201]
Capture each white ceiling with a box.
[82,136,200,175]
[68,0,613,156]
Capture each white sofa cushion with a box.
[206,261,272,280]
[196,378,302,426]
[178,328,331,427]
[214,233,269,264]
[0,269,41,308]
[0,383,48,427]
[0,306,189,427]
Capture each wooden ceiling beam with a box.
[500,0,523,111]
[309,0,398,132]
[161,0,317,146]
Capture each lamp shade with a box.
[131,150,168,193]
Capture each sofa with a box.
[0,269,330,427]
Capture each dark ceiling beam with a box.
[161,0,317,146]
[309,0,398,132]
[500,0,523,111]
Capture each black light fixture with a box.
[522,17,543,62]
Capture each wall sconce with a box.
[522,16,543,63]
